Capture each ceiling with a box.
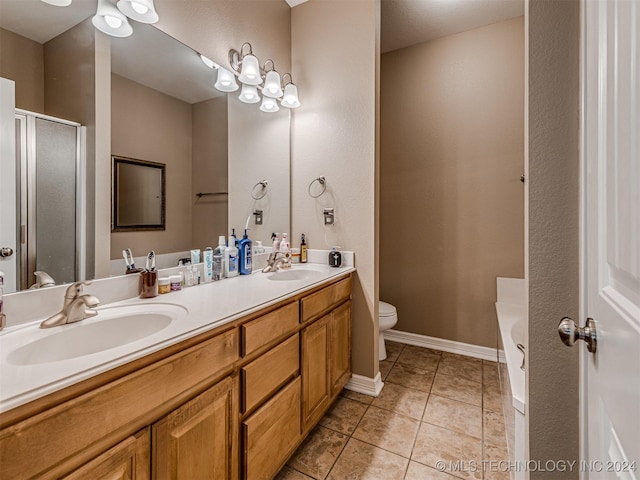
[380,0,524,53]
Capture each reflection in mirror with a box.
[112,156,165,231]
[0,0,291,291]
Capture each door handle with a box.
[558,317,597,353]
[0,247,13,258]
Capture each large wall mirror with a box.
[0,0,290,292]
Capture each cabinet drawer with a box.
[242,377,301,480]
[241,302,299,356]
[301,277,351,323]
[242,334,299,413]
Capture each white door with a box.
[581,0,640,477]
[0,78,17,293]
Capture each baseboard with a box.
[384,329,506,363]
[344,372,384,397]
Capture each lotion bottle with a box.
[225,236,239,277]
[239,229,252,275]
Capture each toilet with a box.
[378,301,398,360]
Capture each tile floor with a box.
[276,341,509,480]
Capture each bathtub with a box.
[495,277,526,480]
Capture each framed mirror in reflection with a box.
[0,0,290,292]
[112,156,165,232]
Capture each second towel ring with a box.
[251,180,268,200]
[308,176,326,198]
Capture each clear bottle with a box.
[225,236,239,277]
[214,236,226,279]
[193,265,201,285]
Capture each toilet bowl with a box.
[379,301,398,360]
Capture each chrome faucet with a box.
[40,282,100,329]
[262,252,288,273]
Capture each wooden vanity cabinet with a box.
[0,274,352,480]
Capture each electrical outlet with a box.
[253,210,263,225]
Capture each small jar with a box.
[170,275,182,291]
[158,277,171,294]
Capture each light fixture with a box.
[117,0,159,24]
[280,74,301,109]
[92,0,133,38]
[232,43,262,86]
[260,96,280,113]
[215,67,239,93]
[262,61,283,99]
[41,0,72,6]
[239,84,260,104]
[225,42,302,113]
[200,54,216,69]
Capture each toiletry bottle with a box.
[203,247,214,282]
[281,233,291,268]
[272,233,281,252]
[254,241,265,254]
[225,236,239,277]
[239,229,253,275]
[329,247,342,267]
[214,235,226,279]
[193,265,201,285]
[300,234,308,263]
[231,228,239,248]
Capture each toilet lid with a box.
[379,301,397,317]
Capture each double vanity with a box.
[0,264,354,479]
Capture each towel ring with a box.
[308,176,326,198]
[251,180,268,200]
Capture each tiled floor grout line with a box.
[280,342,510,480]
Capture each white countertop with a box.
[0,264,355,413]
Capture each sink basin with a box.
[7,303,187,365]
[266,268,323,282]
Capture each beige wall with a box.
[291,0,380,378]
[192,97,228,249]
[0,28,44,112]
[526,1,580,476]
[227,96,290,246]
[155,0,291,76]
[110,73,193,258]
[380,17,525,349]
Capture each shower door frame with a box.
[15,109,87,290]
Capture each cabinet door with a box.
[63,428,150,480]
[242,377,301,480]
[152,376,238,480]
[301,315,330,432]
[329,301,351,396]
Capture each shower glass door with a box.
[15,110,85,290]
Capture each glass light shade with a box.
[92,0,133,37]
[262,70,283,98]
[260,96,280,113]
[239,84,260,104]
[200,54,216,69]
[238,54,262,85]
[117,0,159,23]
[280,83,301,108]
[41,0,72,6]
[215,67,239,93]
